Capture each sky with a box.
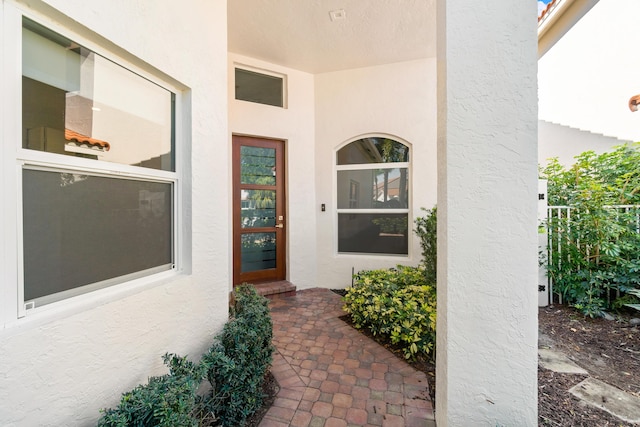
[538,0,553,17]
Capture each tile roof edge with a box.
[64,128,111,151]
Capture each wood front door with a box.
[232,135,286,285]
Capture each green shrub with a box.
[99,284,274,427]
[343,265,436,360]
[98,354,205,427]
[541,144,640,316]
[201,284,274,427]
[414,206,437,285]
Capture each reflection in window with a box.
[336,137,410,255]
[337,168,408,209]
[241,146,276,185]
[19,18,178,310]
[240,189,276,228]
[337,137,409,165]
[22,19,175,171]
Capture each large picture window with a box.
[336,137,410,255]
[19,18,178,310]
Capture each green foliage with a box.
[99,284,274,427]
[202,284,274,427]
[543,144,640,206]
[541,144,640,316]
[343,265,436,360]
[98,354,205,427]
[414,206,437,285]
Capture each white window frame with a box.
[334,136,411,257]
[1,5,187,322]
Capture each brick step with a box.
[251,280,296,300]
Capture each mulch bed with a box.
[538,305,640,426]
[244,371,279,427]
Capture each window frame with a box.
[335,136,411,256]
[3,8,186,320]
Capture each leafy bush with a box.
[414,206,437,285]
[541,144,640,316]
[343,265,436,360]
[98,354,206,427]
[201,284,274,427]
[99,284,273,427]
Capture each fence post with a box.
[538,179,549,306]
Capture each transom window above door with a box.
[336,137,410,255]
[234,67,285,108]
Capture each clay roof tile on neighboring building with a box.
[538,0,558,22]
[64,129,111,151]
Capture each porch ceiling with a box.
[227,0,436,74]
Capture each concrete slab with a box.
[538,348,589,374]
[570,377,640,424]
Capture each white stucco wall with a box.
[538,0,640,142]
[314,59,437,288]
[228,53,318,290]
[229,56,435,290]
[0,1,229,425]
[539,120,629,167]
[436,0,538,424]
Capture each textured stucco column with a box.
[435,1,538,425]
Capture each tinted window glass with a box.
[235,68,284,107]
[338,213,408,255]
[337,137,409,165]
[23,168,173,304]
[337,168,409,209]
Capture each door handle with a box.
[275,224,284,228]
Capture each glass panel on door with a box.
[241,232,277,273]
[241,146,276,185]
[241,189,276,228]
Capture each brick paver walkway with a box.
[259,288,435,427]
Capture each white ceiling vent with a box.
[329,9,346,21]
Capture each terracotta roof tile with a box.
[65,129,111,151]
[539,0,558,22]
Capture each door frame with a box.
[232,135,286,286]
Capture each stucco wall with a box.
[0,1,229,425]
[314,59,437,288]
[229,56,436,290]
[538,0,640,142]
[228,53,318,290]
[539,120,630,167]
[435,0,538,423]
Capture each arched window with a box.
[336,137,410,255]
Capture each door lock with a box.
[275,224,284,228]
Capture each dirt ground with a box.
[538,305,640,426]
[250,301,640,426]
